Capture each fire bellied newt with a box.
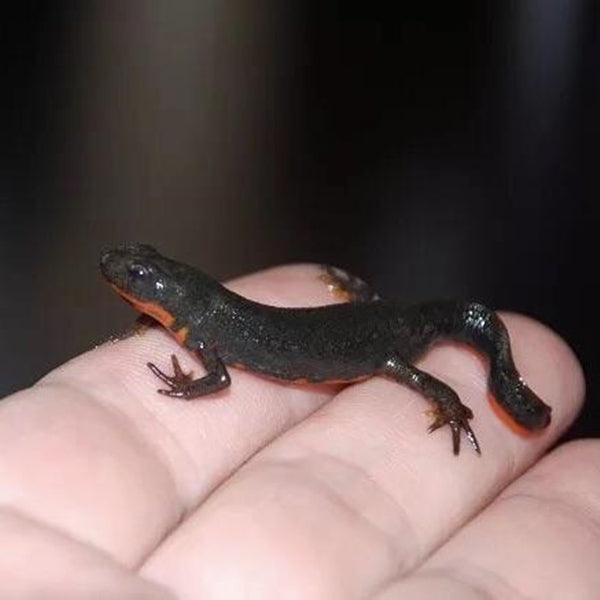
[100,243,552,455]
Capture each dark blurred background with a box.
[1,2,596,440]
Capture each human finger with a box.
[375,439,600,599]
[142,315,584,598]
[0,264,340,566]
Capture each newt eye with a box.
[128,263,149,279]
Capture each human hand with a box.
[0,265,591,599]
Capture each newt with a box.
[100,243,552,455]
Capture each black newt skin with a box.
[100,243,552,455]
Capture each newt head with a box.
[100,243,179,328]
[100,242,216,331]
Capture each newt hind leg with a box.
[320,265,380,303]
[381,356,480,455]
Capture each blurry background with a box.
[1,2,596,440]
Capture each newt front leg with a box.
[147,344,231,399]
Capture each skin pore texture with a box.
[0,263,594,600]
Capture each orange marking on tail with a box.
[487,393,539,437]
